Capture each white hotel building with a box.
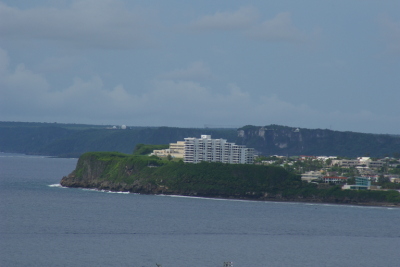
[183,135,254,164]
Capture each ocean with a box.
[1,153,399,267]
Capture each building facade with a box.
[183,135,254,164]
[301,171,323,183]
[150,141,185,158]
[342,177,372,190]
[322,176,348,184]
[332,158,385,169]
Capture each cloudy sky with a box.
[0,0,399,134]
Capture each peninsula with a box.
[60,152,400,207]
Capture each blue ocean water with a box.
[1,153,399,267]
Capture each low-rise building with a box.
[151,141,185,158]
[301,171,323,183]
[390,177,400,183]
[169,141,185,158]
[342,177,371,190]
[322,176,348,184]
[331,158,385,169]
[332,159,358,167]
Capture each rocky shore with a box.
[60,172,400,208]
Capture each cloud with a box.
[36,56,82,73]
[378,15,400,55]
[1,47,398,133]
[190,6,259,31]
[0,0,156,49]
[0,46,312,126]
[245,12,304,42]
[0,48,50,109]
[158,61,213,81]
[0,47,9,75]
[190,8,305,43]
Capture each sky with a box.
[0,0,399,134]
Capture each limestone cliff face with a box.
[60,153,160,193]
[236,125,400,157]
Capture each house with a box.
[390,177,400,184]
[301,171,323,183]
[322,176,348,184]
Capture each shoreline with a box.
[58,183,400,208]
[59,152,400,209]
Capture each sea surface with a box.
[1,153,399,267]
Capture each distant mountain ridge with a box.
[236,125,400,157]
[0,121,399,158]
[0,122,237,157]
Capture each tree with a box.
[167,154,173,161]
[378,175,390,185]
[326,158,333,166]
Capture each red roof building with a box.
[322,176,348,184]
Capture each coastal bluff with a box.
[61,152,400,206]
[60,152,301,197]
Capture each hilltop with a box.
[236,125,400,158]
[1,121,399,158]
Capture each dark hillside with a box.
[237,125,400,157]
[0,122,236,157]
[1,122,400,157]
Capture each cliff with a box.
[60,152,159,193]
[61,152,400,206]
[60,152,301,197]
[2,121,400,157]
[237,125,400,157]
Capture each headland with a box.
[60,152,400,207]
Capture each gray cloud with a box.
[1,51,398,132]
[158,61,214,81]
[378,15,400,55]
[0,47,319,126]
[190,8,305,43]
[0,1,399,134]
[0,0,156,49]
[190,6,259,31]
[245,12,304,42]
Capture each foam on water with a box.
[80,188,130,194]
[48,183,67,188]
[159,194,268,203]
[105,190,130,194]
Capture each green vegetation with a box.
[71,152,301,197]
[65,152,400,204]
[389,165,400,175]
[133,144,169,155]
[237,125,400,158]
[0,122,236,157]
[2,121,400,158]
[282,184,400,203]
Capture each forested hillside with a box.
[60,152,400,205]
[237,125,400,158]
[0,122,236,157]
[1,122,400,158]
